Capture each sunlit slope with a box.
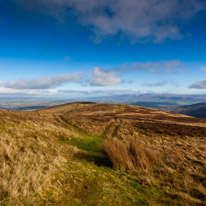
[0,102,205,205]
[41,102,206,137]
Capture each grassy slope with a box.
[0,102,206,205]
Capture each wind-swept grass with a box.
[0,110,77,205]
[103,137,206,205]
[103,138,161,173]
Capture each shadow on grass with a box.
[60,136,111,167]
[74,151,111,167]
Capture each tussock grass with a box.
[103,137,206,204]
[103,138,161,174]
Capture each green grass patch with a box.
[62,136,103,154]
[57,120,109,166]
[61,135,110,167]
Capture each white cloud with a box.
[89,67,122,86]
[1,73,83,90]
[12,0,206,43]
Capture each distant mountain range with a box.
[90,94,206,119]
[131,101,178,110]
[90,93,206,105]
[1,94,206,119]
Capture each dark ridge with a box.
[38,101,96,111]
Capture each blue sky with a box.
[1,0,206,97]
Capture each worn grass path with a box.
[43,122,191,206]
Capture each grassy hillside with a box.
[0,102,206,205]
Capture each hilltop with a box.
[0,102,205,205]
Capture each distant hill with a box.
[172,102,206,119]
[89,93,206,105]
[132,101,206,119]
[1,102,206,205]
[131,101,178,110]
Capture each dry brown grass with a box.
[0,102,206,205]
[45,102,206,140]
[0,133,65,203]
[103,137,206,204]
[103,138,161,174]
[41,103,206,203]
[0,110,78,205]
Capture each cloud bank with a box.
[0,60,191,96]
[143,81,167,87]
[12,0,206,43]
[143,80,180,87]
[117,60,188,74]
[0,60,187,92]
[1,73,83,90]
[0,67,122,91]
[0,87,147,97]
